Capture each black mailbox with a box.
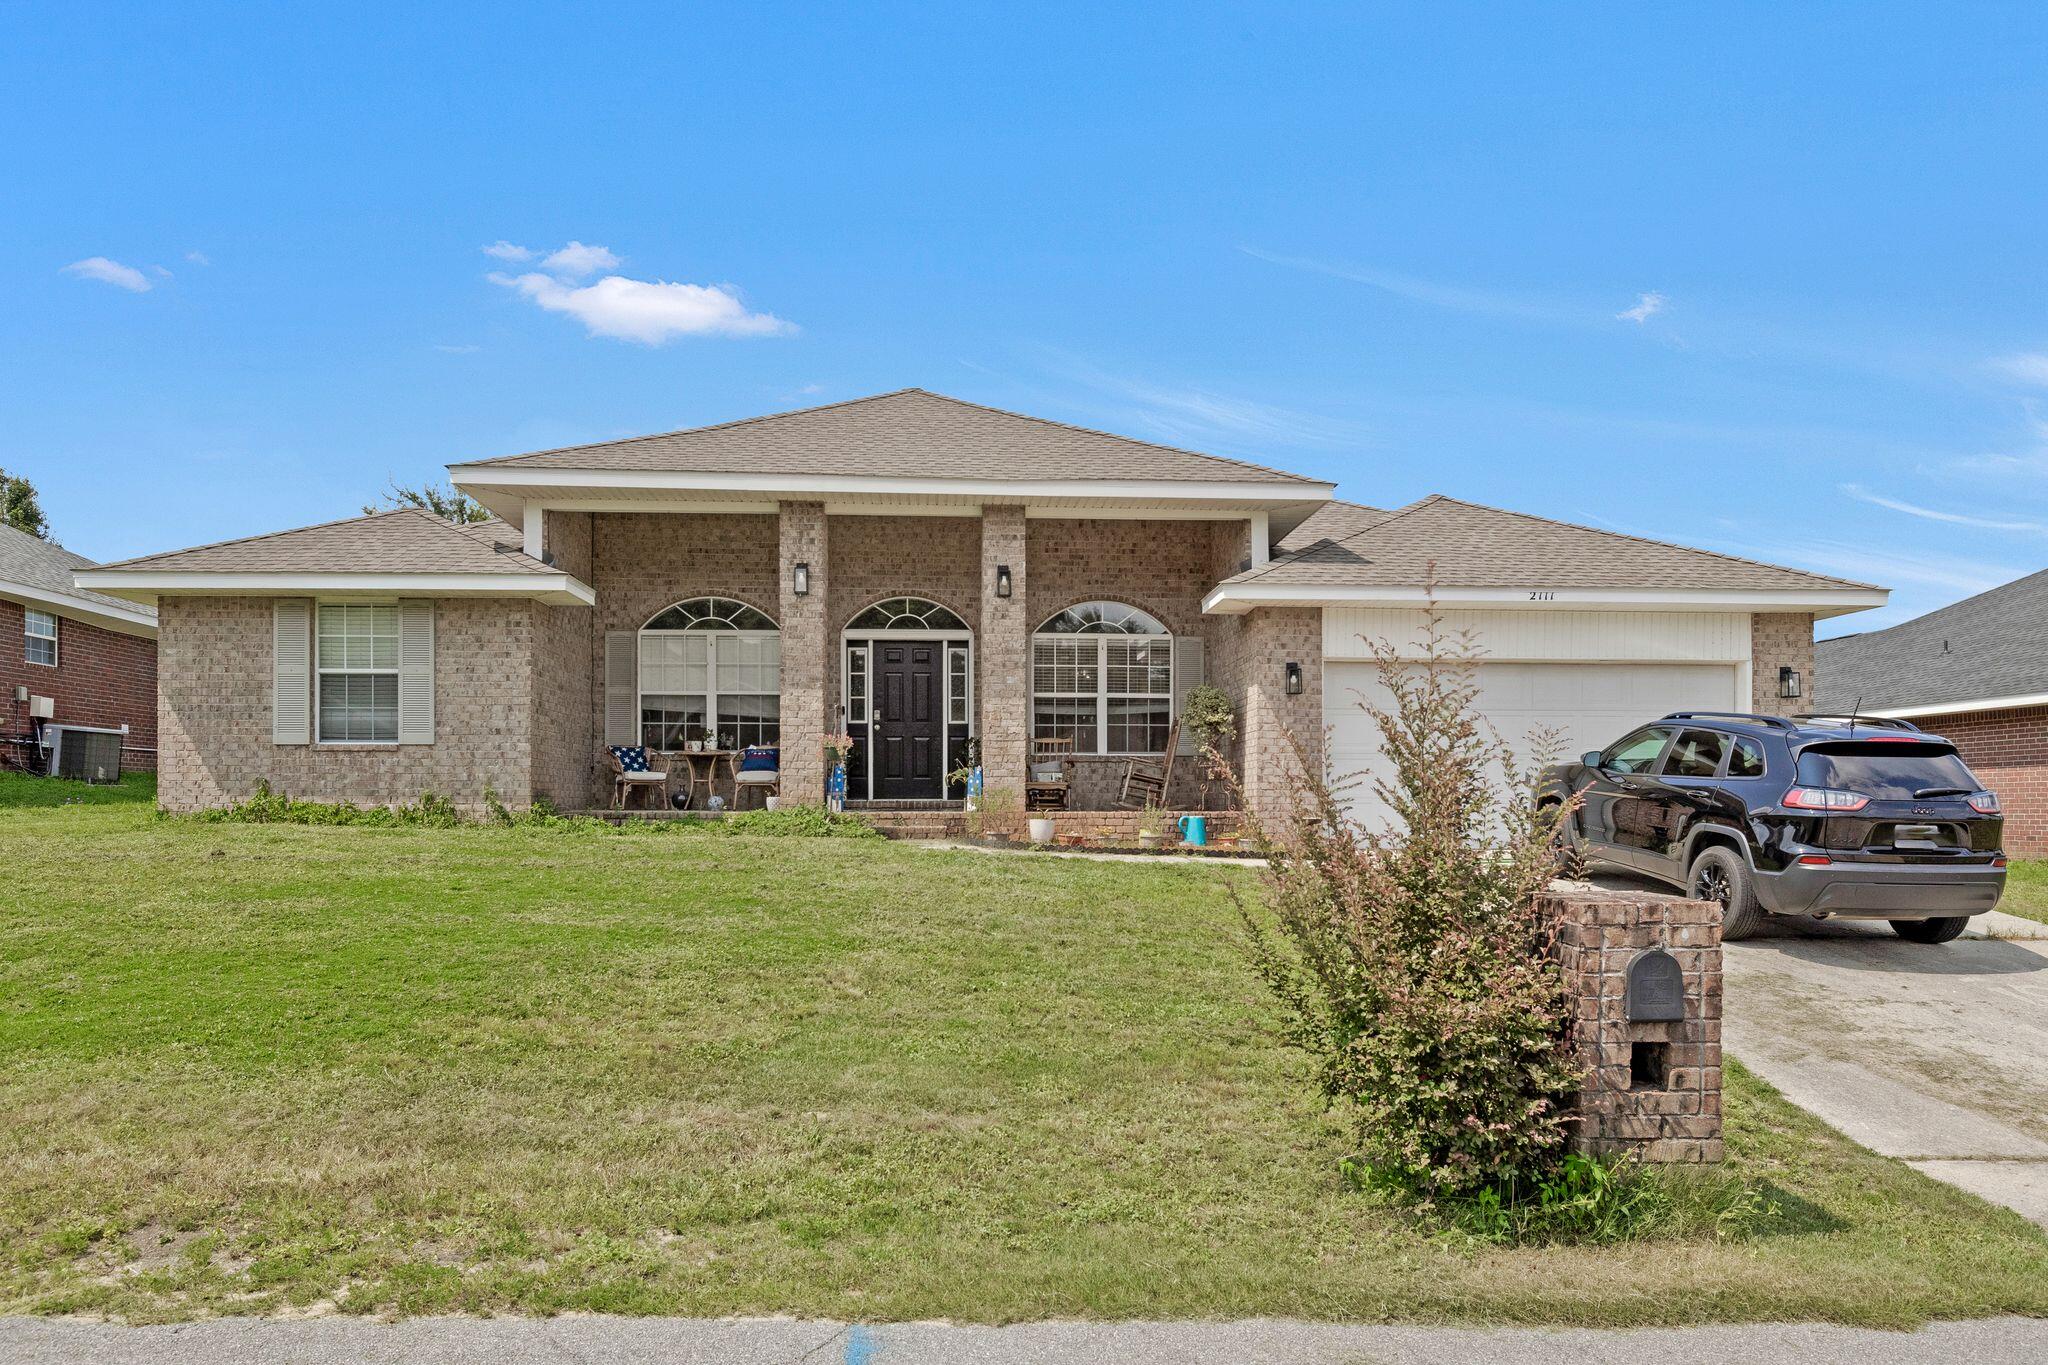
[1624,948,1686,1023]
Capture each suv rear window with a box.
[1794,742,1978,800]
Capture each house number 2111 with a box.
[1527,590,1556,601]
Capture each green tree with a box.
[0,468,51,540]
[363,480,491,524]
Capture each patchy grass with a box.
[0,784,2044,1326]
[1998,860,2048,925]
[0,769,155,808]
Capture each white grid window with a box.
[1032,602,1172,755]
[846,645,870,724]
[947,645,969,725]
[639,598,780,751]
[24,609,56,667]
[316,603,399,743]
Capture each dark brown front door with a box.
[875,641,943,798]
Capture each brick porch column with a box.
[978,504,1029,799]
[779,501,829,804]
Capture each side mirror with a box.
[1582,751,1606,770]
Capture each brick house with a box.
[1817,569,2048,854]
[1,523,159,772]
[77,390,1885,823]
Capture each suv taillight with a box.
[1969,791,2001,814]
[1783,786,1870,812]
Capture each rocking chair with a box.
[1116,721,1179,810]
[1024,736,1075,812]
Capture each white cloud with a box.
[150,264,173,279]
[490,271,794,344]
[1617,291,1666,324]
[62,256,151,292]
[539,241,621,278]
[483,240,535,262]
[185,250,210,266]
[1840,482,2048,533]
[1991,352,2048,387]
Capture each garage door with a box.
[1325,661,1740,830]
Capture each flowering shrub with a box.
[1241,603,1581,1201]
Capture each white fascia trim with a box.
[8,580,159,637]
[1864,693,2048,720]
[450,464,1334,506]
[73,570,597,607]
[1202,583,1891,617]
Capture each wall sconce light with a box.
[792,562,810,597]
[1778,666,1802,700]
[11,685,26,704]
[995,564,1013,598]
[1284,661,1304,696]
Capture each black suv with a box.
[1540,712,2007,942]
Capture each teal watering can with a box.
[1177,814,1207,847]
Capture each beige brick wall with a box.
[1213,605,1323,832]
[779,502,829,803]
[825,514,982,722]
[157,596,536,813]
[1750,612,1816,717]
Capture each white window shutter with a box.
[397,600,435,744]
[272,599,311,745]
[605,630,638,746]
[1173,636,1205,755]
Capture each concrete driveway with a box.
[1593,872,2048,1228]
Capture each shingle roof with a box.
[1226,495,1877,592]
[1816,569,2048,713]
[459,388,1328,485]
[0,522,155,619]
[1274,499,1392,554]
[95,509,556,575]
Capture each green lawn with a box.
[1,773,2045,1326]
[1998,860,2048,925]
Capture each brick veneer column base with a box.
[1544,885,1724,1163]
[978,506,1028,799]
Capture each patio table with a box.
[672,749,739,809]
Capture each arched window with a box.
[846,596,969,632]
[639,597,780,751]
[1033,601,1173,755]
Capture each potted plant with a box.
[969,785,1020,842]
[1179,684,1237,811]
[821,732,854,812]
[1137,803,1165,850]
[1028,812,1056,844]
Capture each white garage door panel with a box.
[1326,661,1738,829]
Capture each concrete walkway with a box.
[2,1315,2046,1365]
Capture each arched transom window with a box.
[639,597,780,751]
[1033,601,1173,755]
[846,596,969,632]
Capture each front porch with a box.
[543,501,1302,821]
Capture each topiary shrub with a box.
[1240,601,1583,1204]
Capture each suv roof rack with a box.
[1661,711,1799,731]
[1792,712,1924,733]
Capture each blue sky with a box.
[7,3,2048,636]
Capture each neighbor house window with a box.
[23,609,56,667]
[316,603,399,743]
[1032,602,1172,755]
[639,597,781,751]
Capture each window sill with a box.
[313,741,403,749]
[25,659,56,669]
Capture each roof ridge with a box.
[459,387,1332,484]
[458,389,932,469]
[1418,495,1881,592]
[95,507,435,570]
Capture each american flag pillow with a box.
[610,745,651,773]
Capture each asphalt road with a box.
[2,1316,2047,1365]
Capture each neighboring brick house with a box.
[0,523,159,772]
[77,389,1886,824]
[1817,570,2048,855]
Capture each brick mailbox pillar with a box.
[1543,885,1724,1163]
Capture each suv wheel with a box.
[1688,845,1765,941]
[1889,916,1969,944]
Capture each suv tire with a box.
[1889,916,1969,944]
[1689,845,1765,941]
